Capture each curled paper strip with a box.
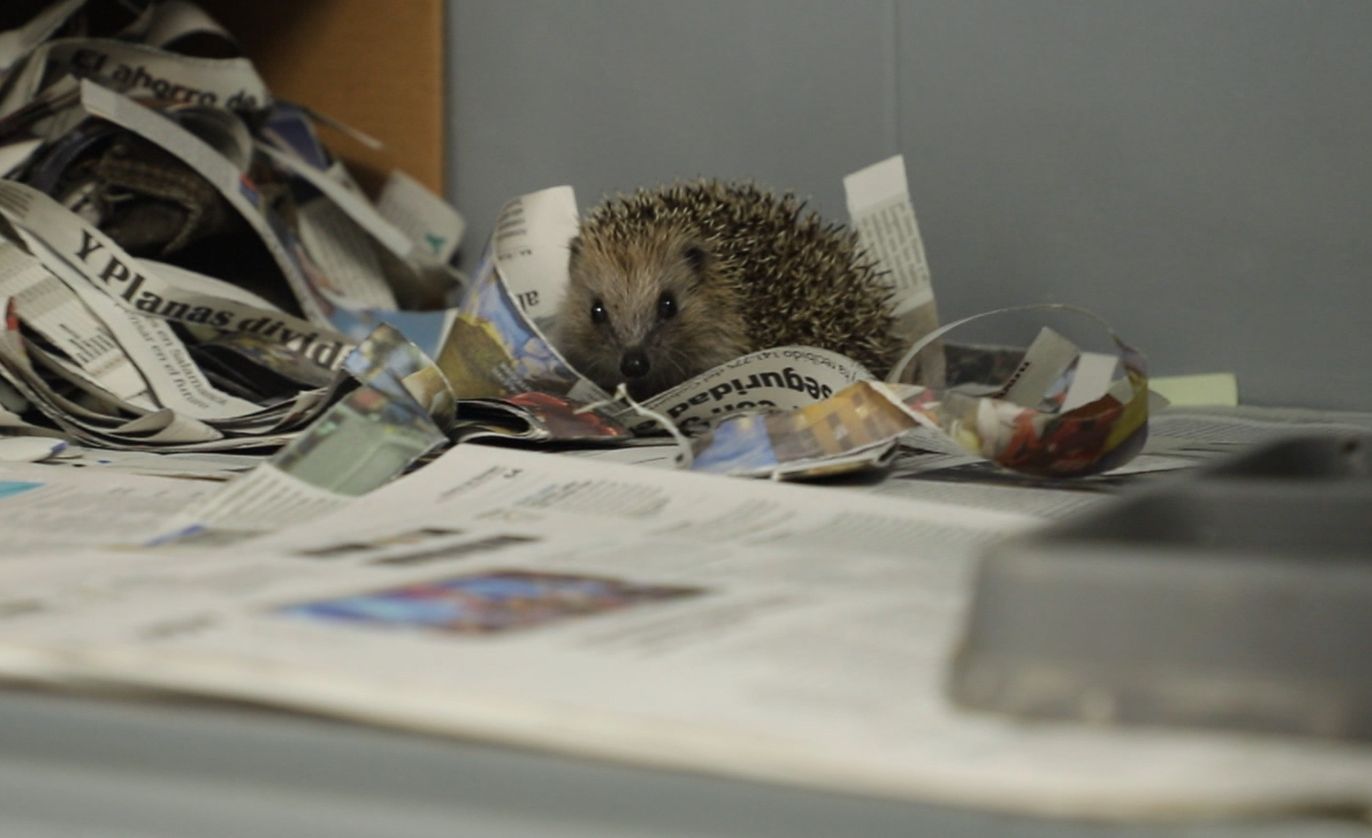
[150,323,456,543]
[690,380,907,479]
[435,245,596,403]
[455,391,632,445]
[692,305,1149,479]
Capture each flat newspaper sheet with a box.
[1,405,1372,820]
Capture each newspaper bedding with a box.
[0,1,1154,502]
[3,0,1367,824]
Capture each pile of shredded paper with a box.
[0,0,1151,519]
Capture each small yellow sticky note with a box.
[1149,373,1239,407]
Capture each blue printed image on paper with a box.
[0,481,41,500]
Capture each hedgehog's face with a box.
[556,230,748,399]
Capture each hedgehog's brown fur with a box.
[554,180,900,398]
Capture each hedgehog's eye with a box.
[657,292,677,320]
[590,300,608,325]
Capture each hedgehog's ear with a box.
[682,242,709,275]
[567,235,583,261]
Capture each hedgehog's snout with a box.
[619,347,650,380]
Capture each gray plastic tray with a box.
[948,433,1372,741]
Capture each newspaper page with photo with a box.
[0,443,1369,820]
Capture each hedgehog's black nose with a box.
[620,348,650,379]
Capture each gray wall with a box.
[448,1,1372,410]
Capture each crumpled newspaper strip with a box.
[844,155,944,386]
[436,242,593,404]
[692,306,1150,480]
[0,12,466,452]
[0,0,270,120]
[155,322,455,542]
[251,321,455,500]
[0,192,352,449]
[256,103,467,311]
[453,392,633,446]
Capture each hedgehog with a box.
[553,180,902,399]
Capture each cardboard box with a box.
[198,0,445,196]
